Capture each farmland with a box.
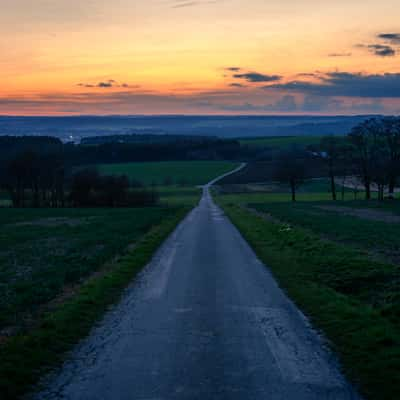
[0,207,177,330]
[97,160,240,186]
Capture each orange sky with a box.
[1,0,400,115]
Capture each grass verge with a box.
[217,200,400,400]
[0,206,190,400]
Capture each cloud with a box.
[232,72,282,83]
[225,67,241,72]
[367,44,395,57]
[77,79,134,89]
[0,86,397,115]
[171,0,218,8]
[214,95,297,113]
[229,83,245,88]
[328,52,352,57]
[264,71,400,98]
[302,95,343,112]
[377,33,400,44]
[273,95,297,112]
[296,72,318,78]
[97,81,113,88]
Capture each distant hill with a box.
[0,115,378,142]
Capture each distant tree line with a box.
[0,135,248,166]
[81,134,221,145]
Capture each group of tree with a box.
[2,151,65,208]
[0,134,250,169]
[0,150,157,208]
[69,169,158,208]
[273,117,400,201]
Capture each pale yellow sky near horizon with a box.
[1,0,400,114]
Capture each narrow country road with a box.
[34,167,360,400]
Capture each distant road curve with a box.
[206,162,246,186]
[33,163,360,400]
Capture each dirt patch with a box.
[316,205,400,223]
[342,176,400,194]
[11,217,96,228]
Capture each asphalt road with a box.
[34,170,360,400]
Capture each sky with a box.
[1,0,400,115]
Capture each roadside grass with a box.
[238,135,324,149]
[250,201,400,262]
[215,195,400,400]
[0,206,190,400]
[97,160,240,186]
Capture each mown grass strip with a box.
[0,207,190,400]
[218,202,400,400]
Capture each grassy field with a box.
[158,186,202,206]
[250,201,400,263]
[0,207,177,331]
[215,191,400,400]
[239,135,324,149]
[97,161,240,186]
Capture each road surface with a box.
[33,169,360,400]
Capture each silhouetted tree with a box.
[349,118,385,200]
[98,175,130,207]
[274,150,306,202]
[320,136,343,200]
[381,117,400,196]
[69,168,99,207]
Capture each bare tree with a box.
[320,136,343,200]
[381,117,400,197]
[349,118,385,200]
[274,150,306,202]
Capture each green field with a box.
[0,207,176,330]
[97,161,240,186]
[250,201,400,262]
[215,191,400,400]
[157,186,202,206]
[239,135,325,149]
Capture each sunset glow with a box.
[2,0,400,115]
